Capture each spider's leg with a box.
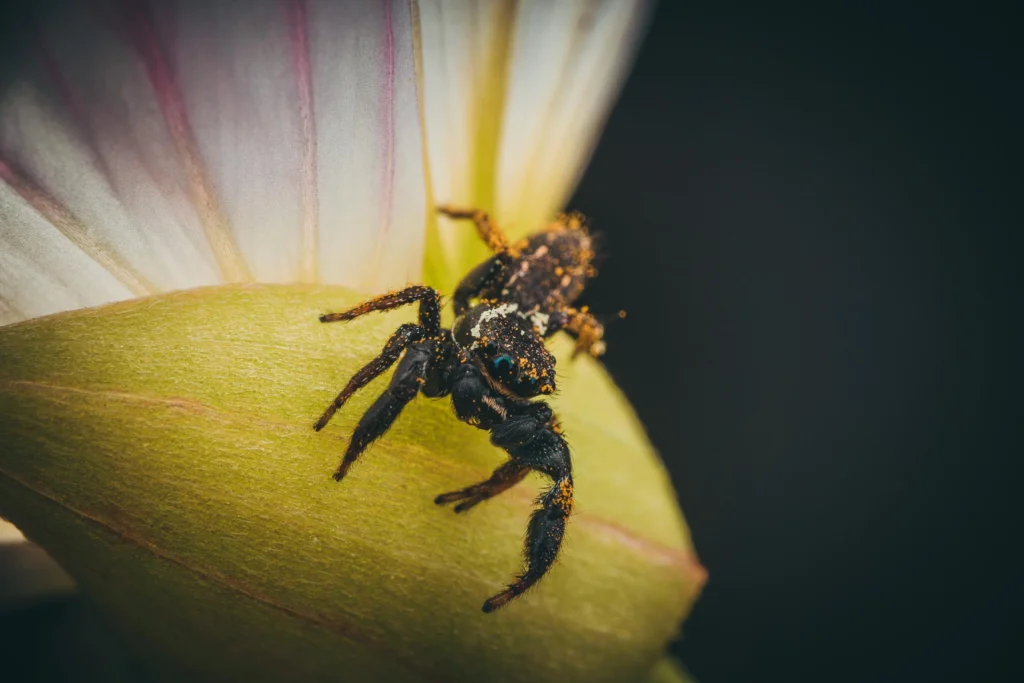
[548,306,606,358]
[332,342,433,482]
[320,285,441,336]
[482,402,574,612]
[547,210,589,233]
[434,459,530,513]
[436,205,513,255]
[314,323,424,431]
[452,255,508,316]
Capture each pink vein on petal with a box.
[118,0,250,283]
[285,0,319,283]
[36,35,180,227]
[0,156,154,297]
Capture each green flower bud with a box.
[0,284,704,682]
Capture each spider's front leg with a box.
[450,256,508,316]
[314,323,422,432]
[331,341,436,482]
[437,205,517,315]
[315,285,444,480]
[315,285,442,430]
[484,402,575,612]
[319,284,441,334]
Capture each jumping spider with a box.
[314,205,609,612]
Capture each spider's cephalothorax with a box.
[314,205,609,612]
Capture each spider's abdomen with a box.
[500,228,594,313]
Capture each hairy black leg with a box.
[332,343,432,482]
[481,403,574,612]
[436,205,514,255]
[320,285,441,336]
[419,334,457,398]
[314,323,424,432]
[434,459,530,513]
[452,256,508,315]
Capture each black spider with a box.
[314,205,610,612]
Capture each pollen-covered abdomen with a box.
[500,228,594,312]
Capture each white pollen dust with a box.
[470,302,519,339]
[530,311,550,336]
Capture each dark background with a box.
[572,1,1020,681]
[1,1,1020,682]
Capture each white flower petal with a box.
[417,0,517,279]
[0,178,133,325]
[149,0,310,284]
[0,0,430,322]
[495,0,651,236]
[21,4,239,288]
[2,0,644,322]
[308,0,428,292]
[0,66,220,301]
[417,0,650,284]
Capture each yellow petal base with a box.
[0,284,704,682]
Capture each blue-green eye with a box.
[492,354,514,372]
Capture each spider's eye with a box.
[492,354,514,373]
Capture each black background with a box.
[572,2,1020,681]
[1,1,1021,682]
